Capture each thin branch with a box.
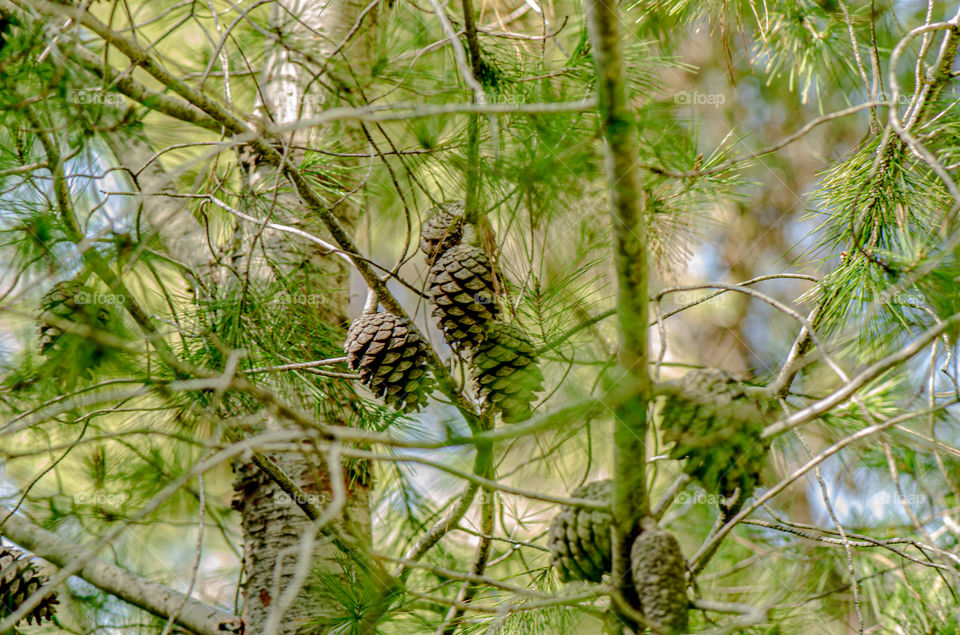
[762,312,960,437]
[0,510,241,635]
[691,401,960,574]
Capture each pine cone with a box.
[426,244,499,351]
[344,312,433,413]
[420,201,465,265]
[660,369,771,516]
[471,322,542,422]
[547,480,612,583]
[38,280,109,354]
[631,519,688,634]
[0,545,59,626]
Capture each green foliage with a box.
[805,134,956,348]
[303,554,391,634]
[0,0,959,633]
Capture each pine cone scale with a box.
[345,312,433,412]
[427,244,499,350]
[0,545,59,627]
[548,480,613,583]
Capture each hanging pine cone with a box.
[631,518,688,634]
[420,200,465,265]
[426,244,499,351]
[0,545,59,626]
[37,280,113,384]
[38,280,109,354]
[344,312,433,413]
[659,369,771,517]
[471,322,542,422]
[547,480,612,583]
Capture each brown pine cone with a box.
[344,312,433,412]
[420,201,465,265]
[426,244,499,351]
[0,545,59,626]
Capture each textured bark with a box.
[234,1,376,633]
[0,510,241,635]
[103,133,207,268]
[233,451,371,632]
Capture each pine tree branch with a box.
[25,2,594,131]
[22,106,186,377]
[425,0,498,159]
[459,0,483,80]
[336,446,607,509]
[271,97,597,126]
[397,450,490,574]
[384,554,556,599]
[355,441,495,632]
[762,312,960,438]
[66,40,222,132]
[887,16,960,219]
[437,454,495,634]
[741,519,955,571]
[0,511,242,635]
[691,400,960,574]
[640,101,884,179]
[459,0,485,224]
[899,10,960,129]
[692,599,769,634]
[0,439,263,632]
[14,0,488,433]
[585,0,650,622]
[769,11,960,402]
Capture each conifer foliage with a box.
[0,0,959,633]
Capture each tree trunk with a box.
[233,1,375,632]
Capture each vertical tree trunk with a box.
[233,1,375,632]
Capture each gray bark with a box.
[103,133,208,269]
[235,1,376,632]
